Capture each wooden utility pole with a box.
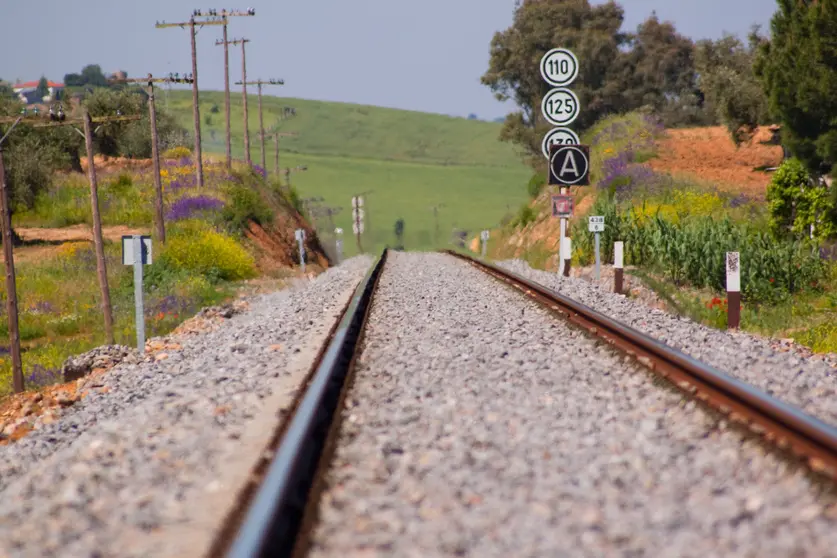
[207,9,255,171]
[0,118,24,392]
[237,79,284,170]
[270,131,298,175]
[83,112,115,344]
[155,14,226,188]
[109,73,195,244]
[238,38,252,164]
[283,165,308,190]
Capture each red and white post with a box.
[726,251,741,329]
[614,241,624,294]
[561,236,572,277]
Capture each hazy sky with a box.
[0,0,776,119]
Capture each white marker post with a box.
[726,251,741,329]
[614,241,624,294]
[480,230,489,258]
[121,235,152,351]
[588,216,605,281]
[334,227,343,264]
[295,228,306,274]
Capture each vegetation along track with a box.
[218,249,837,557]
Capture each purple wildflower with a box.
[26,364,61,388]
[251,164,267,179]
[166,195,225,221]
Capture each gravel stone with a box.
[495,259,837,426]
[309,252,837,557]
[0,256,373,558]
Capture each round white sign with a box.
[541,127,581,159]
[541,88,580,127]
[540,48,579,87]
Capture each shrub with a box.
[220,183,273,234]
[766,158,836,240]
[527,172,547,199]
[161,221,256,281]
[513,204,537,228]
[162,146,192,160]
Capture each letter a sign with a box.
[549,144,590,186]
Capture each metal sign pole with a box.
[558,217,566,274]
[335,228,343,264]
[594,231,601,281]
[133,235,146,351]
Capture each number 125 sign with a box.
[541,88,580,127]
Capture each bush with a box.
[220,182,274,234]
[513,204,537,228]
[161,220,256,281]
[162,146,192,160]
[527,172,547,199]
[766,158,836,240]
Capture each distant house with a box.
[12,80,65,105]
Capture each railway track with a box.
[213,249,837,557]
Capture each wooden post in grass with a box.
[614,241,624,295]
[726,251,741,329]
[0,139,24,393]
[83,111,115,345]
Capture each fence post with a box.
[614,241,624,294]
[726,251,741,329]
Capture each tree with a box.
[755,1,837,177]
[80,64,109,87]
[695,31,768,144]
[34,76,49,102]
[616,13,712,127]
[481,0,628,166]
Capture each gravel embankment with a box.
[495,259,837,427]
[309,251,837,557]
[0,255,373,558]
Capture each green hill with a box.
[162,89,531,254]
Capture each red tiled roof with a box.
[12,81,64,89]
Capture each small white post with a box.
[480,230,489,258]
[726,251,741,329]
[614,241,624,294]
[334,227,343,264]
[295,229,306,274]
[558,217,567,274]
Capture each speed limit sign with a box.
[540,48,579,87]
[541,88,580,127]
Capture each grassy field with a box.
[163,90,531,254]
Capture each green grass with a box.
[165,90,527,168]
[163,90,531,254]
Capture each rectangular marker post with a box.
[335,227,343,264]
[133,236,145,351]
[614,241,624,294]
[480,230,489,258]
[726,251,741,329]
[594,232,601,281]
[122,235,151,352]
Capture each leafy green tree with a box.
[616,13,711,127]
[766,158,836,241]
[695,31,768,144]
[34,76,49,102]
[481,0,628,166]
[755,1,837,177]
[82,87,186,158]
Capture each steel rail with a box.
[222,250,388,558]
[444,249,837,479]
